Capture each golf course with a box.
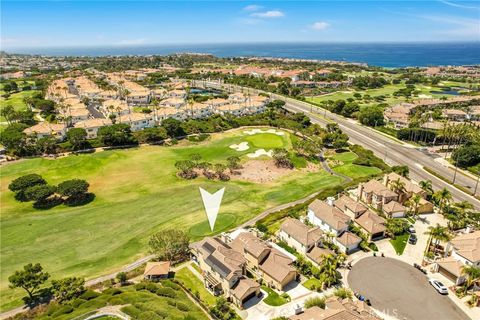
[0,127,379,310]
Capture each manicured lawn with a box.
[175,266,216,307]
[0,128,378,311]
[244,132,286,149]
[33,282,208,320]
[261,285,289,306]
[0,89,40,121]
[331,151,382,179]
[390,233,410,255]
[303,278,322,291]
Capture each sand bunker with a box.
[247,149,273,158]
[418,94,432,99]
[233,160,292,183]
[230,141,250,151]
[244,128,285,136]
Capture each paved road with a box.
[194,80,480,210]
[348,257,471,320]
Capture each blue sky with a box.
[1,1,479,48]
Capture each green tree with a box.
[149,229,190,263]
[97,124,135,146]
[226,156,241,171]
[304,296,326,309]
[391,165,409,177]
[385,218,409,238]
[1,104,16,124]
[433,188,452,214]
[424,224,451,253]
[358,106,385,127]
[461,265,480,295]
[36,136,57,154]
[272,148,293,169]
[67,128,88,150]
[116,272,127,285]
[51,277,85,303]
[8,263,50,302]
[161,118,185,138]
[9,174,46,193]
[0,123,30,156]
[135,127,167,144]
[24,184,56,202]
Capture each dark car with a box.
[409,234,417,244]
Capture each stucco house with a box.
[307,199,351,237]
[278,218,323,254]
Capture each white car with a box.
[429,279,448,295]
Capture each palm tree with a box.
[406,194,422,218]
[419,180,433,199]
[461,265,480,295]
[433,188,452,214]
[389,178,406,196]
[319,254,339,289]
[424,224,451,254]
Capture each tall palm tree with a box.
[433,188,452,214]
[424,224,451,254]
[389,178,406,196]
[461,265,480,295]
[319,254,339,289]
[406,194,422,218]
[419,180,433,198]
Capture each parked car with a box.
[429,279,448,295]
[408,234,417,244]
[408,226,416,234]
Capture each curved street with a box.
[348,257,470,320]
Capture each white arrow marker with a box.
[199,187,225,231]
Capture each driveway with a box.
[348,257,470,320]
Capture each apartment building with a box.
[23,123,67,141]
[307,199,351,237]
[74,118,112,139]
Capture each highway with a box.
[194,80,480,210]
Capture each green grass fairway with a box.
[0,128,372,311]
[0,89,40,122]
[331,151,382,179]
[244,132,285,149]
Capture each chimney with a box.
[327,197,335,207]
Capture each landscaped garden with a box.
[0,127,374,311]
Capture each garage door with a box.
[242,291,257,304]
[438,266,457,283]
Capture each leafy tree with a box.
[97,124,135,146]
[452,143,480,168]
[210,297,237,320]
[24,184,56,202]
[36,136,57,154]
[1,105,16,124]
[425,224,451,253]
[174,160,197,179]
[67,128,88,150]
[134,127,168,144]
[461,265,480,295]
[51,277,85,303]
[391,165,409,177]
[116,272,127,285]
[9,174,46,193]
[385,218,409,238]
[57,179,89,198]
[0,123,30,156]
[272,148,293,169]
[161,118,185,138]
[358,106,385,127]
[149,229,190,263]
[9,263,50,302]
[226,156,241,171]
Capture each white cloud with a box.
[243,5,261,12]
[251,10,284,18]
[311,21,330,30]
[439,0,479,10]
[117,38,148,45]
[421,15,480,37]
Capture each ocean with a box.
[7,42,480,68]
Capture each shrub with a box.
[121,305,143,318]
[70,298,86,308]
[304,296,326,309]
[51,305,73,317]
[176,302,190,312]
[108,297,125,305]
[138,311,163,320]
[145,282,158,293]
[161,279,180,290]
[156,287,176,298]
[104,288,122,295]
[80,290,100,300]
[135,282,147,291]
[334,287,353,299]
[8,174,46,193]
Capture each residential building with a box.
[185,102,213,119]
[357,180,398,210]
[334,231,362,254]
[143,261,170,280]
[290,296,381,320]
[354,210,387,241]
[74,118,112,139]
[278,218,323,254]
[382,201,406,218]
[119,113,155,131]
[334,195,367,219]
[100,99,130,118]
[23,123,67,141]
[307,199,351,237]
[216,104,246,117]
[155,107,187,122]
[442,109,468,121]
[434,230,480,285]
[160,97,186,109]
[230,232,297,291]
[190,237,261,308]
